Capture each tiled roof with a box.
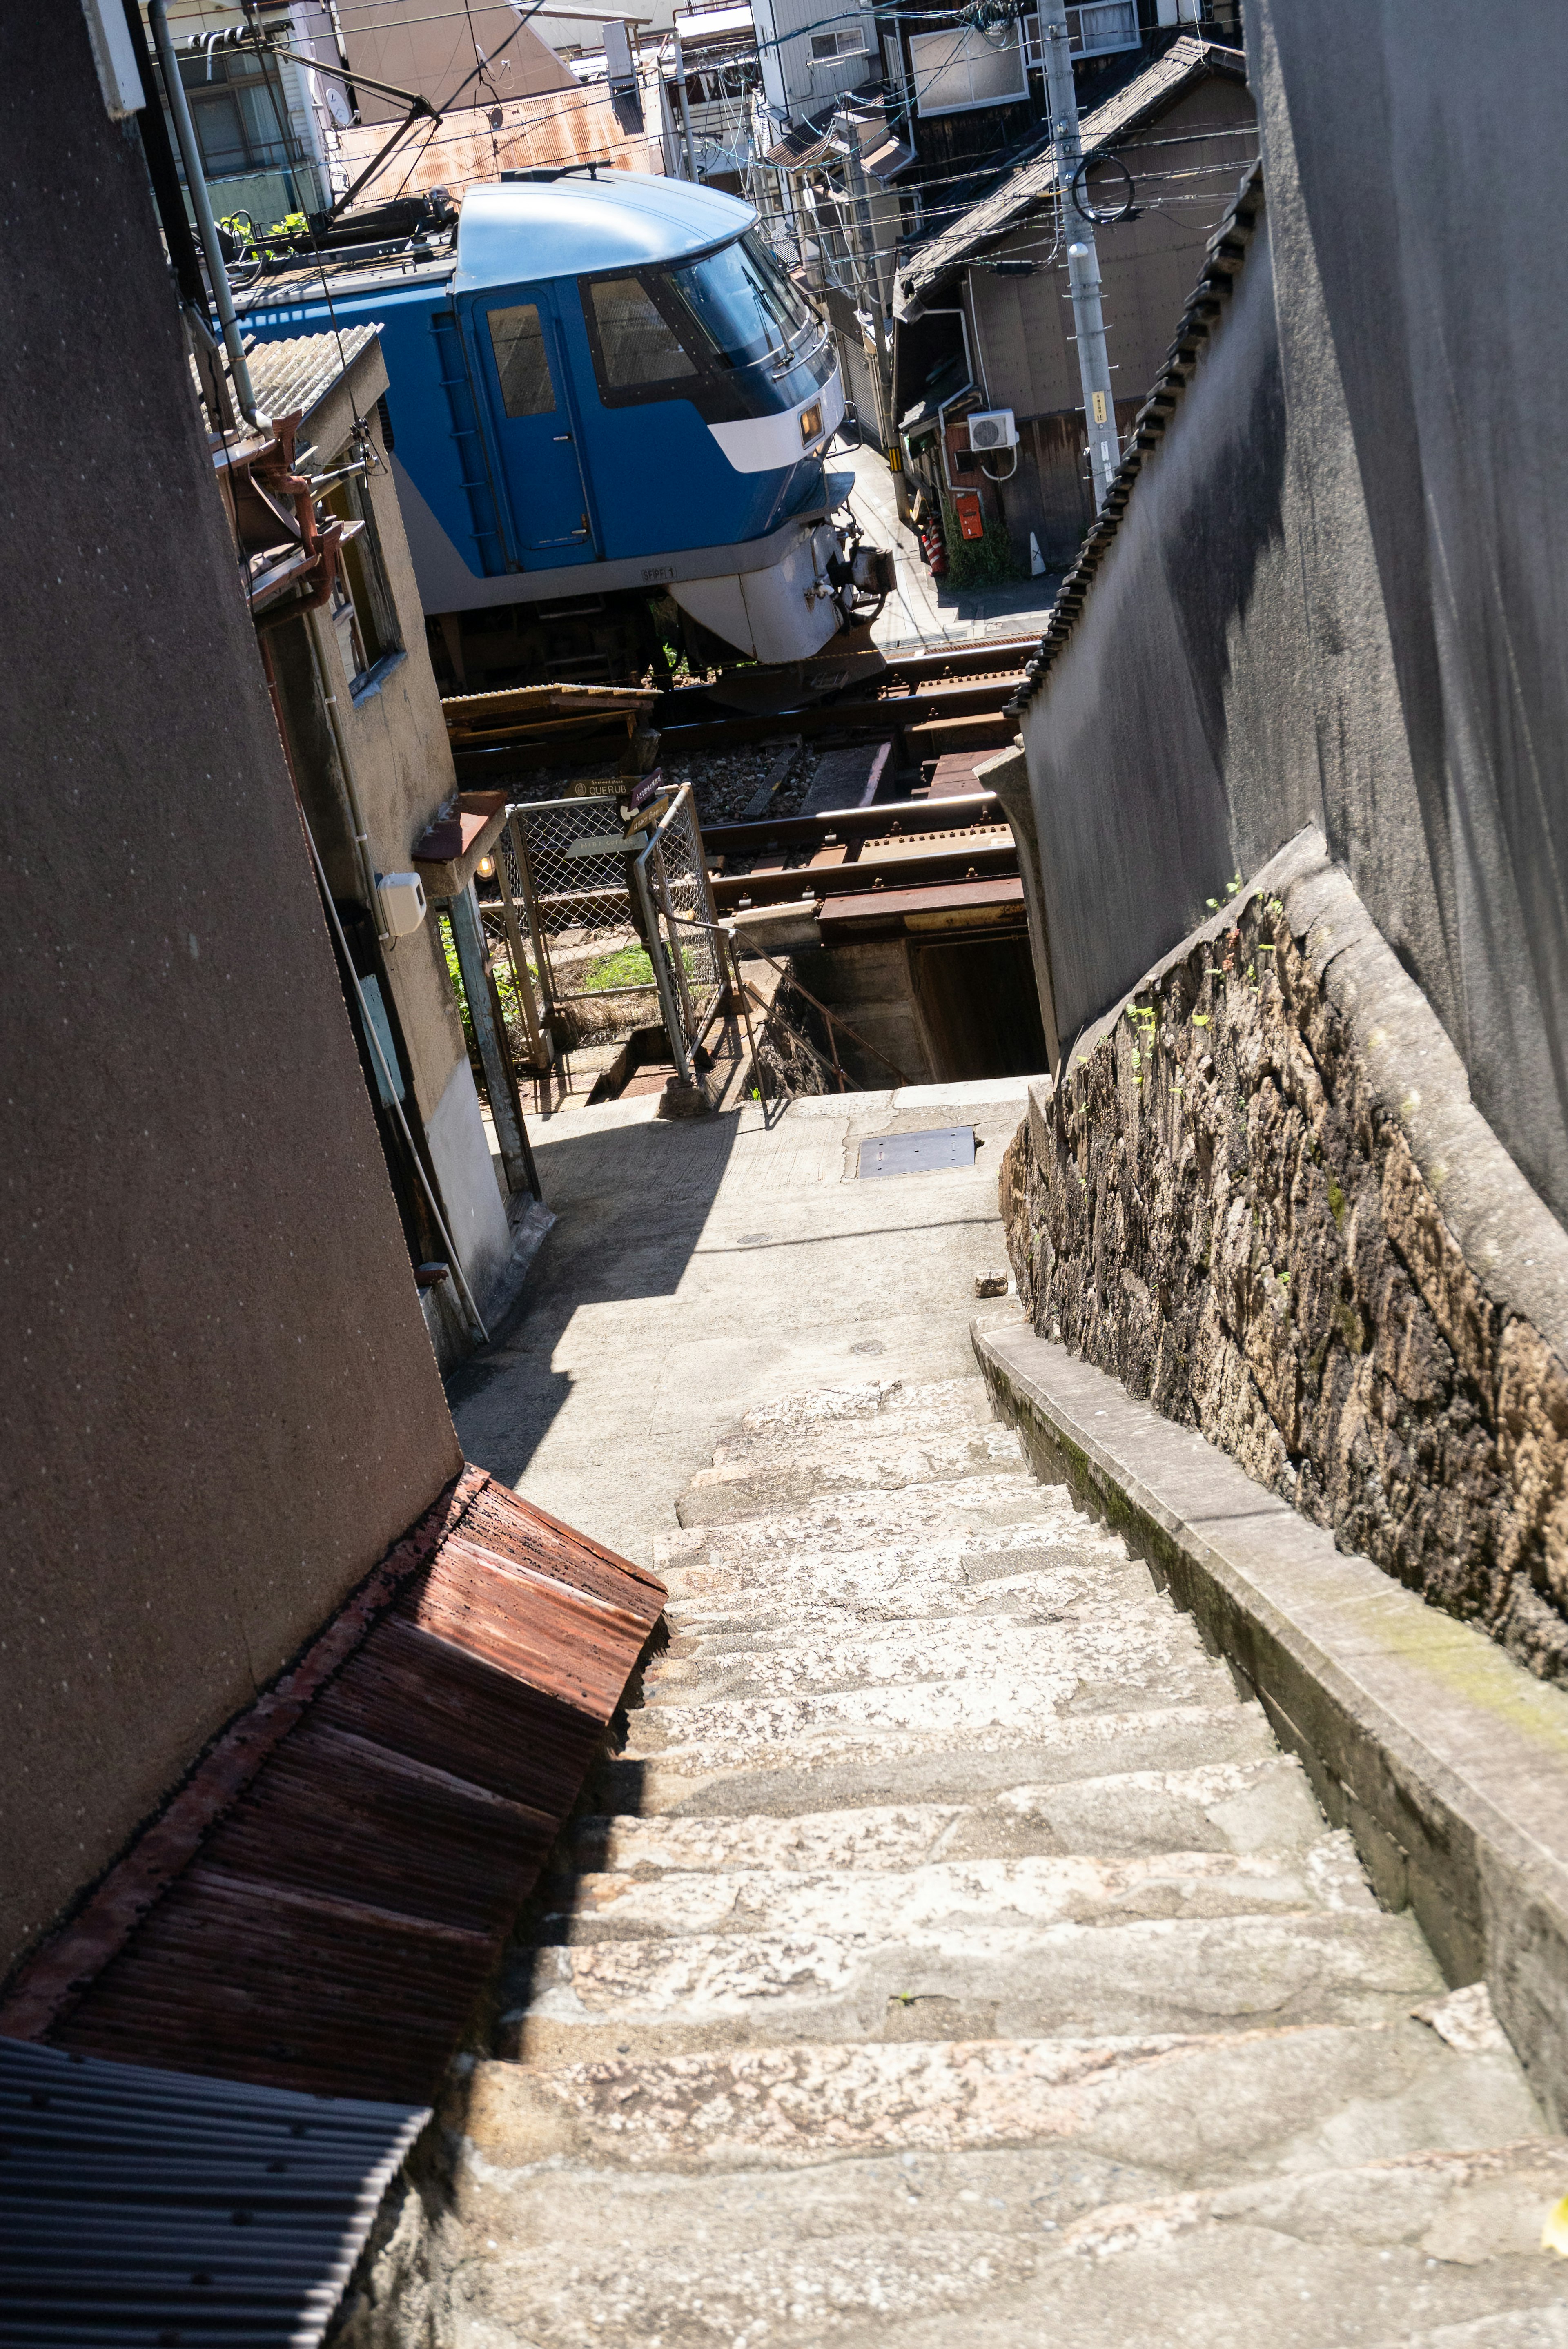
[895,36,1243,312]
[1010,158,1266,712]
[244,324,382,426]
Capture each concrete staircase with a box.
[457,1376,1568,2347]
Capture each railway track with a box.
[450,632,1037,924]
[448,631,1038,782]
[650,634,1033,757]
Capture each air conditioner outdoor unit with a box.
[968,409,1018,452]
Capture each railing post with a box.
[632,851,693,1083]
[448,881,537,1196]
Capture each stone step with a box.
[500,1906,1444,2064]
[439,2135,1568,2349]
[676,1423,1025,1526]
[539,1835,1374,1947]
[594,1701,1287,1820]
[668,1556,1157,1654]
[624,1652,1241,1770]
[566,1758,1328,1878]
[644,1596,1214,1709]
[655,1475,1114,1576]
[662,1544,1147,1647]
[728,1379,995,1446]
[457,2018,1546,2180]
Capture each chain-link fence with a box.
[500,785,727,1078]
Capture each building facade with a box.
[894,35,1255,568]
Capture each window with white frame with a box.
[909,20,1027,114]
[809,28,869,61]
[1022,1,1140,65]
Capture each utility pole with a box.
[671,29,698,180]
[1036,0,1119,509]
[839,113,893,445]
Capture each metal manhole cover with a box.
[857,1126,976,1179]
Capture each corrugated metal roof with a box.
[1,1467,665,2108]
[896,36,1242,310]
[0,2034,426,2349]
[243,326,382,426]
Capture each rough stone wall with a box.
[1000,838,1568,1680]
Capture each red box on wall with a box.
[955,492,984,542]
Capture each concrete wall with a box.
[1016,0,1568,1229]
[0,8,463,1976]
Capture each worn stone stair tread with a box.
[624,1656,1241,1765]
[848,2144,1568,2349]
[501,1906,1444,2062]
[439,2138,1568,2349]
[457,2021,1546,2177]
[659,1507,1124,1579]
[566,1759,1327,1876]
[457,1377,1560,2347]
[594,1702,1291,1819]
[729,1379,995,1442]
[662,1559,1151,1647]
[644,1599,1216,1707]
[1368,2316,1568,2347]
[666,1560,1159,1654]
[655,1474,1105,1571]
[676,1428,1026,1525]
[538,1836,1374,1946]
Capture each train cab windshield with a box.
[579,231,830,422]
[669,233,822,370]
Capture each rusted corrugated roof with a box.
[0,2035,426,2348]
[0,1466,664,2106]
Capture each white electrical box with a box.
[968,409,1018,453]
[377,871,428,936]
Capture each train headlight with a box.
[800,403,823,445]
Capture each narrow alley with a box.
[365,1084,1567,2345]
[11,5,1568,2346]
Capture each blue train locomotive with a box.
[239,171,891,689]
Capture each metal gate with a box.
[499,784,729,1084]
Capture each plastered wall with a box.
[0,10,463,1976]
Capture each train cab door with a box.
[466,289,596,559]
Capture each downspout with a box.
[148,0,259,424]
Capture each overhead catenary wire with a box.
[266,70,1252,230]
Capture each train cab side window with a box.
[487,304,557,417]
[584,274,698,401]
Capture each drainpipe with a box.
[148,0,259,425]
[305,608,391,943]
